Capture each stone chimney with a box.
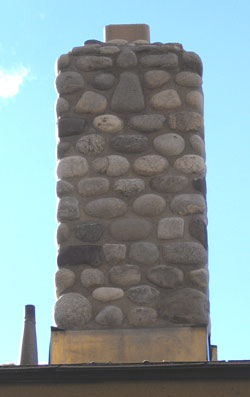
[51,24,209,364]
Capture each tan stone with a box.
[150,89,181,110]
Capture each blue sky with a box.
[0,0,249,364]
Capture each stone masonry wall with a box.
[54,38,209,331]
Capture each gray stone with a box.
[75,221,104,242]
[174,155,206,176]
[147,265,183,289]
[175,71,202,87]
[80,269,104,288]
[85,198,127,219]
[127,285,159,304]
[57,245,103,268]
[133,194,166,217]
[169,111,203,132]
[58,118,86,138]
[57,197,80,221]
[150,175,188,193]
[158,217,184,239]
[109,265,141,286]
[129,114,166,132]
[151,89,181,110]
[93,114,123,133]
[189,218,208,248]
[76,55,112,71]
[92,287,124,302]
[129,242,159,265]
[110,135,148,153]
[133,155,168,176]
[110,218,152,241]
[183,51,203,76]
[56,54,70,71]
[57,142,71,159]
[192,178,206,195]
[103,244,126,264]
[158,288,208,325]
[127,307,157,326]
[113,178,145,198]
[189,268,208,288]
[93,73,115,90]
[117,49,137,68]
[144,70,171,88]
[111,72,145,113]
[75,91,107,114]
[56,98,69,116]
[72,44,100,54]
[55,71,84,94]
[162,242,207,265]
[186,91,203,112]
[100,46,120,55]
[56,180,74,197]
[55,269,75,298]
[106,39,128,45]
[76,134,105,156]
[153,133,185,156]
[78,177,110,197]
[57,223,70,244]
[170,194,206,216]
[57,156,88,178]
[140,53,178,68]
[92,155,130,176]
[95,306,123,326]
[190,135,205,157]
[54,293,92,329]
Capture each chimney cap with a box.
[104,24,150,43]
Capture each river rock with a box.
[92,155,130,176]
[186,91,203,112]
[162,242,207,265]
[56,98,69,116]
[55,71,84,94]
[129,242,159,265]
[117,49,137,68]
[54,293,92,329]
[133,194,166,216]
[144,70,171,88]
[57,245,103,268]
[57,197,80,221]
[76,134,105,155]
[92,287,124,302]
[175,71,202,87]
[110,135,148,153]
[129,114,166,132]
[57,156,88,178]
[147,265,183,288]
[189,135,205,157]
[128,307,157,326]
[57,223,70,244]
[75,91,107,114]
[56,180,74,197]
[140,53,178,68]
[169,111,203,132]
[111,72,145,113]
[109,265,141,286]
[57,118,86,138]
[75,220,104,242]
[55,269,75,297]
[174,155,206,176]
[110,218,152,241]
[189,268,208,288]
[76,55,112,71]
[93,73,115,90]
[93,114,123,133]
[95,306,123,326]
[103,244,126,264]
[113,178,145,198]
[133,155,168,176]
[127,285,159,304]
[157,217,184,239]
[170,194,206,215]
[153,133,185,156]
[150,175,188,193]
[85,198,127,219]
[80,269,104,288]
[150,89,181,110]
[78,177,110,197]
[182,51,203,76]
[189,217,208,248]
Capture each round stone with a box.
[128,307,157,326]
[92,155,130,176]
[93,114,123,133]
[57,197,80,221]
[103,244,126,264]
[57,156,88,178]
[80,269,104,288]
[110,218,152,241]
[56,54,70,71]
[133,155,168,176]
[76,55,112,71]
[57,223,70,244]
[186,91,203,112]
[147,265,183,288]
[93,73,115,90]
[190,135,205,157]
[76,134,105,156]
[110,135,148,153]
[55,71,84,94]
[75,91,107,114]
[92,287,124,302]
[182,51,203,76]
[55,269,75,298]
[175,71,202,87]
[75,220,104,242]
[170,194,206,215]
[56,98,69,116]
[113,178,145,198]
[189,268,208,288]
[150,175,188,193]
[174,155,206,176]
[140,54,178,68]
[162,242,207,265]
[169,111,203,132]
[133,194,166,216]
[117,49,137,68]
[144,70,171,88]
[157,217,184,239]
[150,89,181,110]
[85,198,127,218]
[106,39,128,45]
[129,114,166,132]
[54,293,92,329]
[127,285,159,304]
[109,265,141,286]
[95,306,123,326]
[56,180,74,197]
[78,177,110,197]
[129,242,159,265]
[153,133,185,156]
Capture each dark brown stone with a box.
[58,118,86,138]
[57,245,103,268]
[192,178,207,196]
[189,218,208,249]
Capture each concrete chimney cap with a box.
[104,24,150,43]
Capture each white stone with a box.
[93,114,123,133]
[92,287,124,302]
